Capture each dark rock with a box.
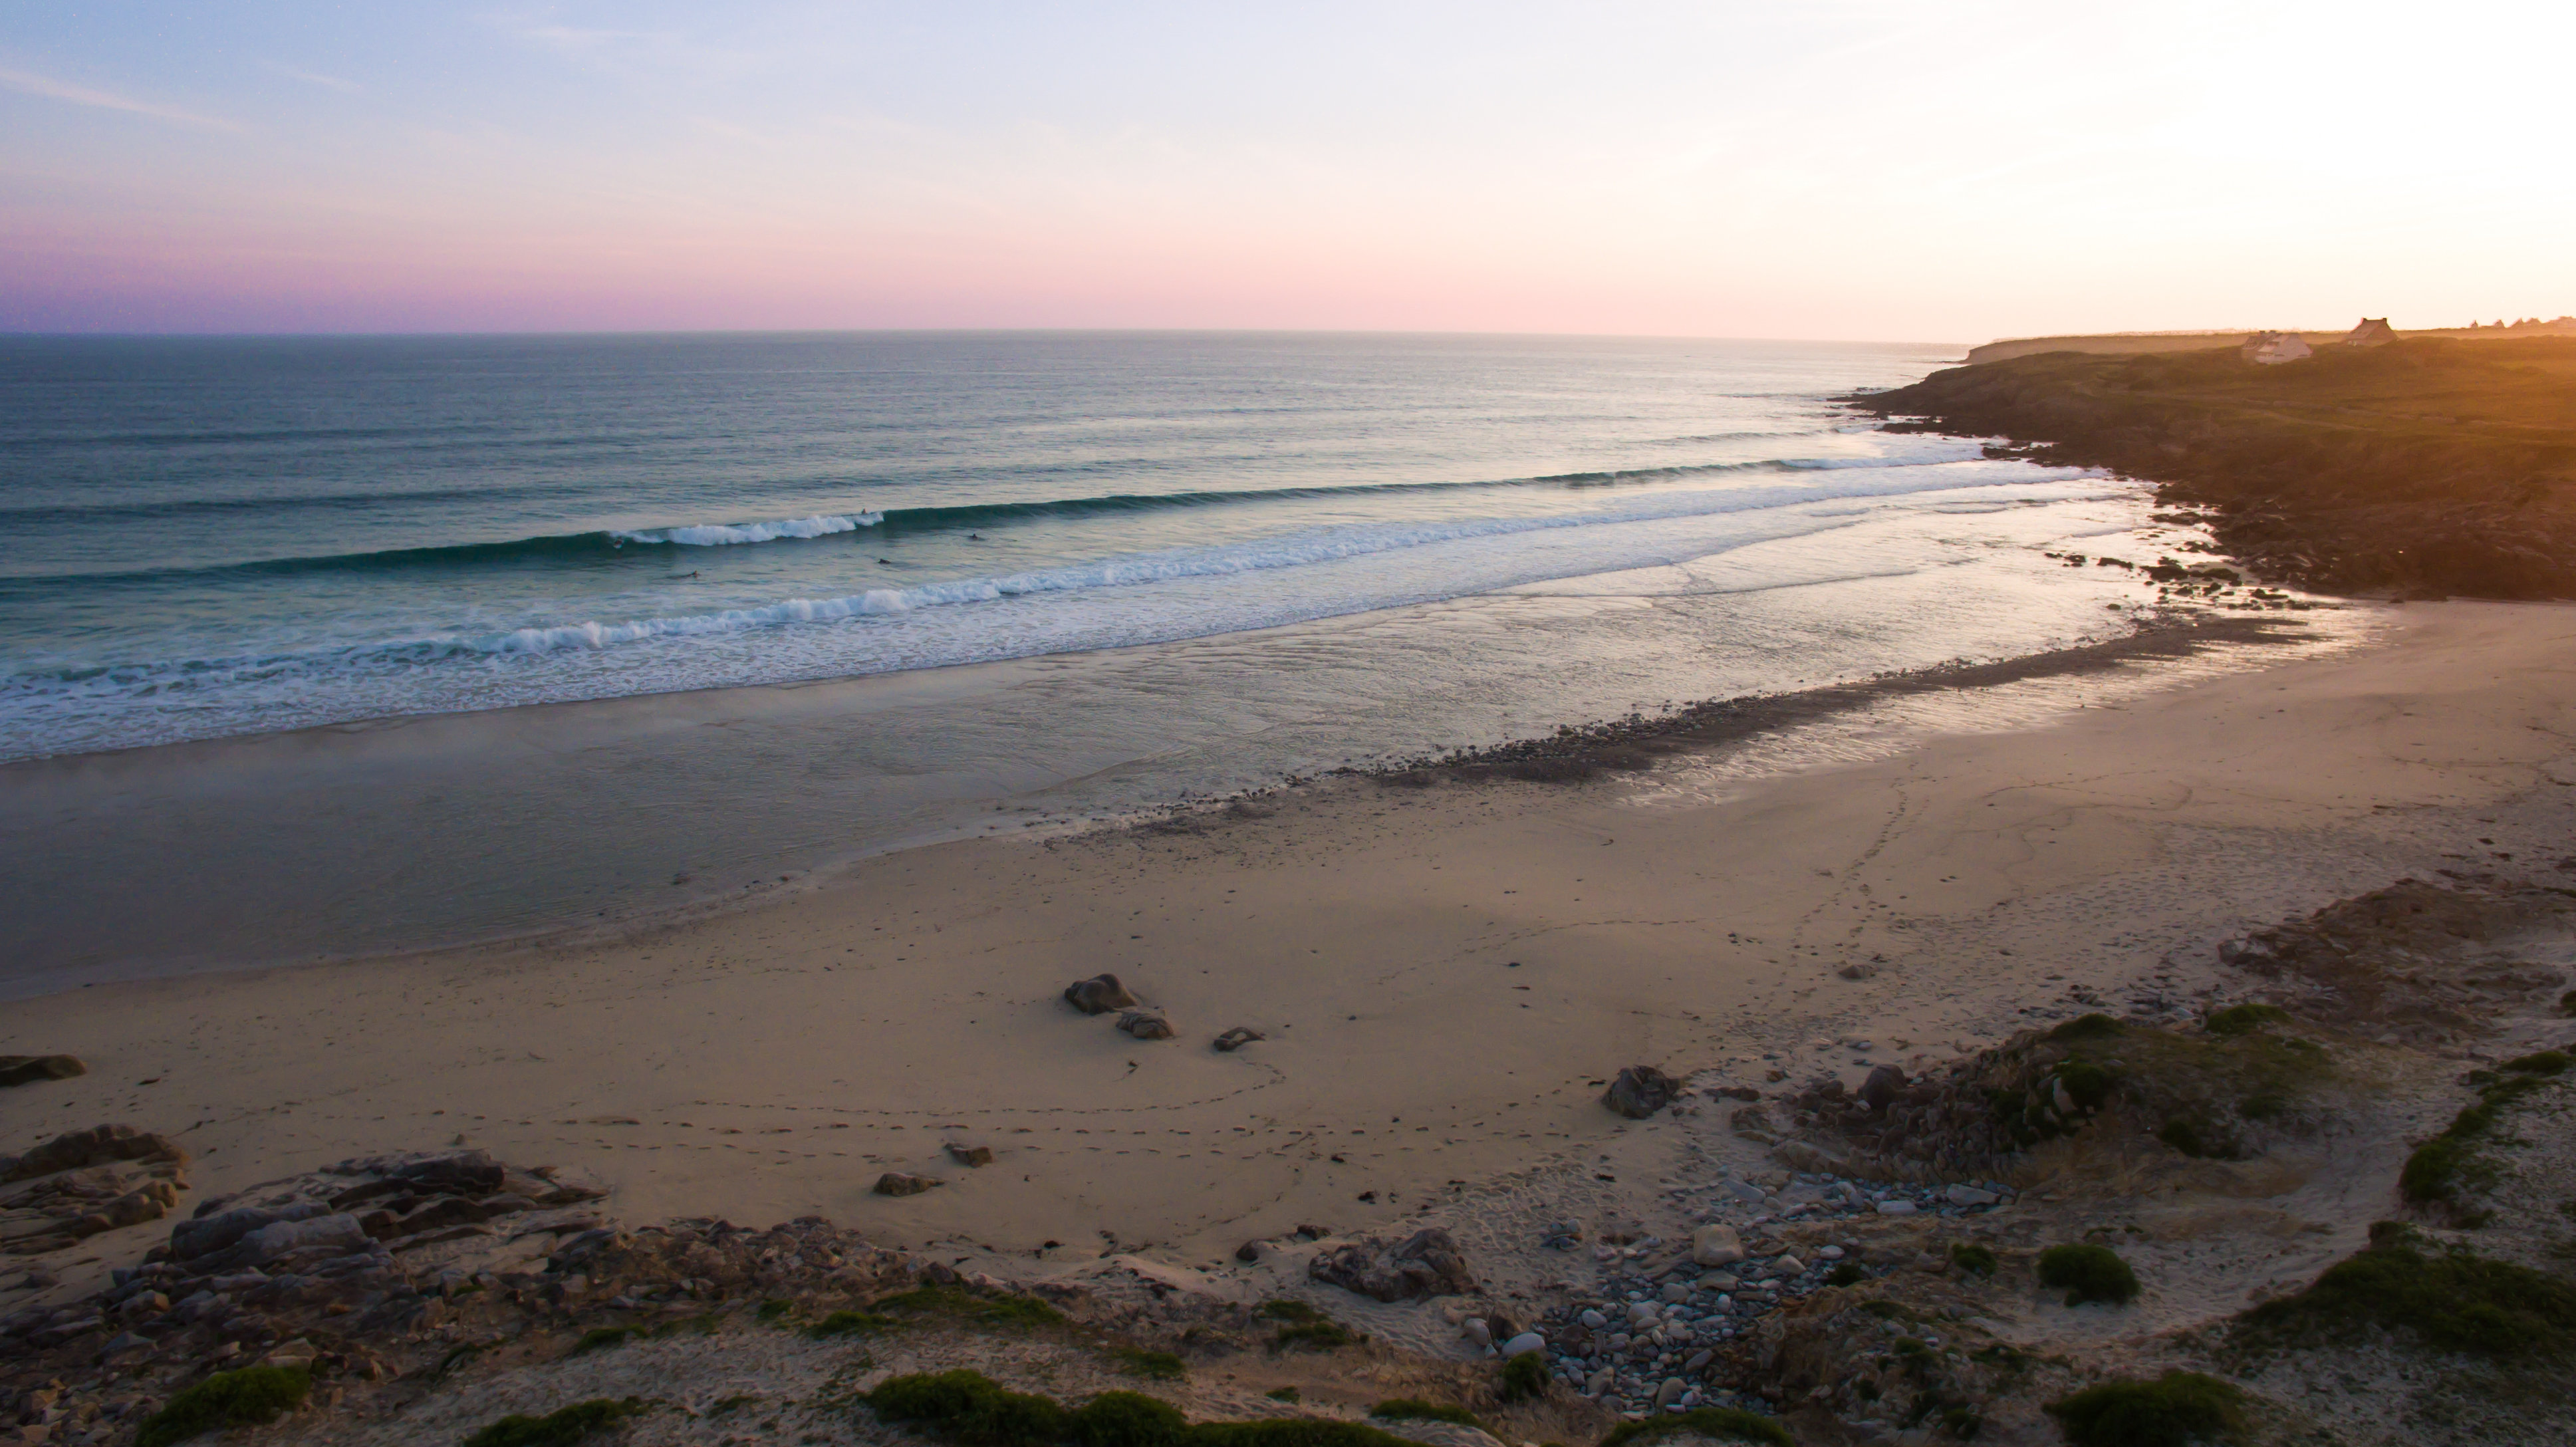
[1212,1027,1266,1052]
[1235,1240,1264,1262]
[943,1142,993,1168]
[1307,1226,1476,1301]
[1859,1065,1908,1113]
[0,1055,86,1089]
[1116,1011,1175,1041]
[2,1124,187,1183]
[1715,1085,1762,1101]
[1602,1065,1678,1118]
[1063,974,1138,1014]
[873,1172,941,1198]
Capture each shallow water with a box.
[0,332,2242,987]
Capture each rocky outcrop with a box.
[1308,1227,1475,1301]
[1063,974,1138,1014]
[1,1125,190,1256]
[1603,1066,1678,1119]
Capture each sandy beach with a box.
[7,600,2571,1282]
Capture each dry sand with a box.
[7,600,2573,1287]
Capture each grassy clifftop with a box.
[1852,338,2576,598]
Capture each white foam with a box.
[613,513,882,547]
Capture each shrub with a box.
[571,1326,637,1354]
[2038,1244,2140,1306]
[2049,1013,2125,1041]
[1948,1242,1998,1277]
[809,1310,899,1339]
[2560,988,2576,1017]
[2044,1372,2242,1447]
[1372,1400,1481,1428]
[756,1297,793,1321]
[1254,1299,1323,1322]
[2401,1071,2553,1208]
[2500,1049,2570,1076]
[1264,1388,1300,1403]
[1826,1261,1867,1286]
[1114,1348,1186,1381]
[2156,1119,2208,1158]
[462,1400,647,1447]
[2056,1061,2115,1111]
[1597,1406,1793,1447]
[1190,1424,1412,1447]
[2238,1225,2576,1356]
[136,1367,312,1447]
[874,1285,1065,1331]
[867,1371,1070,1447]
[2205,1003,2288,1037]
[1499,1351,1551,1402]
[1073,1391,1189,1447]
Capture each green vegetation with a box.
[570,1325,638,1355]
[2038,1245,2140,1306]
[868,1373,1413,1447]
[1256,1299,1358,1352]
[809,1310,900,1340]
[2044,1373,2244,1447]
[1114,1347,1187,1381]
[871,1284,1066,1331]
[1371,1400,1481,1428]
[2049,1014,2125,1041]
[2238,1223,2576,1357]
[1854,337,2576,598]
[1948,1242,1998,1277]
[1826,1261,1867,1286]
[2156,1118,2212,1158]
[461,1400,648,1447]
[1499,1351,1551,1402]
[1596,1406,1793,1447]
[1264,1388,1300,1404]
[2559,988,2576,1017]
[135,1367,312,1447]
[2400,1058,2567,1212]
[2205,1004,2289,1037]
[756,1298,794,1321]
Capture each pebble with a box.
[1874,1200,1917,1216]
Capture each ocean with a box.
[0,332,2193,982]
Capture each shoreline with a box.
[6,598,2567,1263]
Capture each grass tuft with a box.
[873,1284,1065,1331]
[2049,1013,2125,1041]
[808,1310,901,1340]
[1948,1242,1998,1277]
[2038,1244,2140,1306]
[462,1400,647,1447]
[1499,1350,1551,1402]
[2205,1003,2289,1037]
[1113,1347,1187,1381]
[2044,1373,2242,1447]
[1372,1400,1482,1428]
[2400,1069,2558,1210]
[135,1367,312,1447]
[570,1327,639,1355]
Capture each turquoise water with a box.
[2,332,2043,761]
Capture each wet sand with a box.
[5,600,2571,1273]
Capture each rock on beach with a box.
[1308,1226,1476,1301]
[1062,974,1137,1014]
[1602,1065,1678,1118]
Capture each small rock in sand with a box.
[1117,1011,1175,1041]
[1235,1240,1265,1262]
[1692,1222,1745,1266]
[0,1056,86,1089]
[873,1172,941,1197]
[1212,1026,1265,1052]
[943,1142,993,1168]
[1601,1065,1678,1118]
[1063,974,1138,1014]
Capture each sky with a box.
[3,2,2571,340]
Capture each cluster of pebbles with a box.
[1528,1172,2013,1418]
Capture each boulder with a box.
[873,1172,940,1198]
[1307,1226,1475,1301]
[1212,1027,1265,1052]
[1117,1011,1175,1041]
[1063,974,1138,1015]
[1858,1065,1908,1113]
[943,1142,994,1168]
[0,1057,86,1089]
[1602,1066,1678,1118]
[1691,1223,1745,1266]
